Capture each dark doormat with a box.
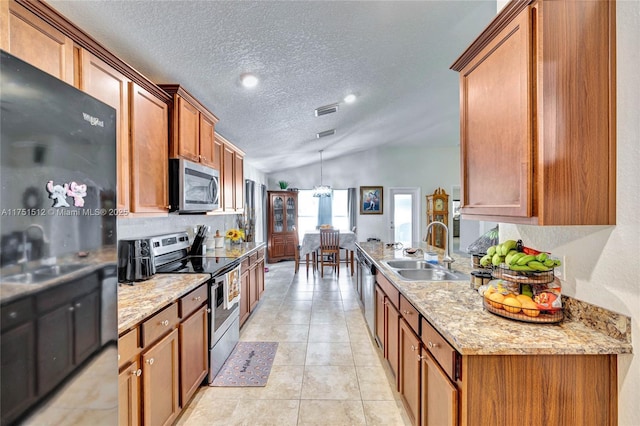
[210,342,278,387]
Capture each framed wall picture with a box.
[360,186,383,214]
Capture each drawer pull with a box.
[193,296,201,302]
[161,320,169,326]
[428,341,438,349]
[8,311,17,319]
[410,345,417,351]
[75,302,82,308]
[403,310,411,315]
[146,358,154,365]
[68,306,74,312]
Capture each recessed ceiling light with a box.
[344,94,357,103]
[240,73,259,88]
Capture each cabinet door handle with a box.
[68,306,74,312]
[135,369,142,377]
[428,341,438,349]
[146,358,154,365]
[75,302,82,308]
[161,320,169,326]
[410,345,417,351]
[165,205,172,209]
[8,311,17,319]
[207,308,211,313]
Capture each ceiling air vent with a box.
[316,129,336,139]
[315,103,339,117]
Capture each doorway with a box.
[389,188,420,246]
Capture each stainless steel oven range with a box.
[146,231,242,383]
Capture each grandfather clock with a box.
[426,188,449,249]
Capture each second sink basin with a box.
[384,260,438,269]
[396,268,467,281]
[33,263,87,277]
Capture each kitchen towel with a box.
[210,342,278,387]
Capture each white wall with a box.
[497,1,639,424]
[267,144,461,242]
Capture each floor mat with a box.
[210,342,279,387]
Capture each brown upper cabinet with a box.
[217,132,244,213]
[0,1,74,84]
[130,83,170,214]
[451,0,616,225]
[78,50,131,212]
[159,85,220,169]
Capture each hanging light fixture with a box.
[313,150,332,197]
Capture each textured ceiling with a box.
[48,0,496,174]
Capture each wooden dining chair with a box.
[319,228,340,277]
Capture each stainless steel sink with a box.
[1,272,45,284]
[33,263,87,277]
[396,269,467,281]
[384,260,438,269]
[382,259,469,282]
[2,263,88,284]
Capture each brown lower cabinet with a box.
[375,273,401,385]
[399,318,421,425]
[179,304,208,406]
[373,272,618,426]
[142,328,180,426]
[117,283,208,426]
[240,249,266,327]
[118,358,141,426]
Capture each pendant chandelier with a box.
[313,150,332,197]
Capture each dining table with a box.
[300,230,357,275]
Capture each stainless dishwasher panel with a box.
[357,249,376,337]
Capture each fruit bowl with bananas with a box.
[479,240,561,275]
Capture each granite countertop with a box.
[0,248,117,304]
[118,273,210,334]
[358,241,632,356]
[117,242,266,334]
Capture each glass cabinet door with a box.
[285,195,296,232]
[272,195,284,233]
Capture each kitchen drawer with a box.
[376,272,399,308]
[241,257,250,271]
[257,249,265,260]
[421,317,457,381]
[179,284,208,319]
[250,252,259,265]
[118,327,140,369]
[1,297,35,331]
[400,295,419,334]
[141,303,179,348]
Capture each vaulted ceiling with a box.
[48,1,496,173]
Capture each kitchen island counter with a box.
[358,242,632,356]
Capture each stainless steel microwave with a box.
[169,158,220,213]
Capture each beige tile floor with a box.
[176,261,411,425]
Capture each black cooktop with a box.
[156,255,240,276]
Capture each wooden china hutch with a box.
[267,191,298,262]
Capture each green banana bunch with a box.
[481,241,561,272]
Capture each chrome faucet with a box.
[17,224,50,270]
[424,221,454,270]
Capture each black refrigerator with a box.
[0,51,118,424]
